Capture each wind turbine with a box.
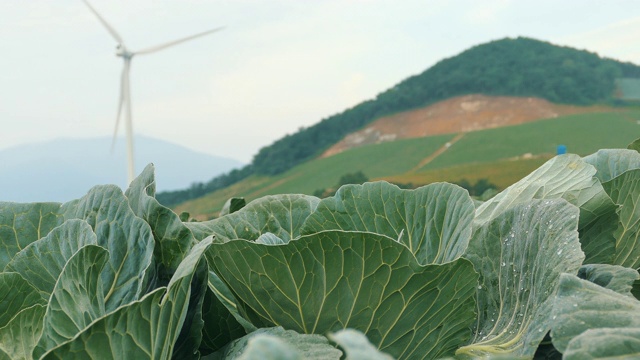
[82,0,223,183]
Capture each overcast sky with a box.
[2,0,640,164]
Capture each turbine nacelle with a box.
[115,44,133,59]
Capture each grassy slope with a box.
[176,134,454,217]
[177,110,640,219]
[423,111,640,170]
[263,134,455,195]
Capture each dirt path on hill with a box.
[321,94,616,158]
[409,133,465,172]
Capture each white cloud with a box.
[560,16,640,63]
[464,0,512,25]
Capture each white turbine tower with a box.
[82,0,223,183]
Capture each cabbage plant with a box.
[2,140,640,359]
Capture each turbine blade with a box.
[124,62,135,183]
[134,26,224,55]
[82,0,124,44]
[110,62,128,153]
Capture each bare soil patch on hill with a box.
[321,95,614,157]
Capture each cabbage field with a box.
[2,140,640,359]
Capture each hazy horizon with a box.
[2,0,640,164]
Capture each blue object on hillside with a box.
[557,145,567,155]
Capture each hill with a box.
[158,37,640,207]
[0,136,243,203]
[175,109,640,219]
[249,37,640,175]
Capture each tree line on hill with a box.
[311,171,497,199]
[157,37,640,207]
[313,171,370,198]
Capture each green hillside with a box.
[176,110,640,219]
[262,134,454,195]
[158,37,640,207]
[423,111,640,170]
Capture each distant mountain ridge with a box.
[158,37,640,207]
[0,136,242,203]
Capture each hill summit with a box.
[158,37,640,207]
[251,37,640,175]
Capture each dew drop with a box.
[557,249,563,255]
[502,262,506,267]
[478,285,482,290]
